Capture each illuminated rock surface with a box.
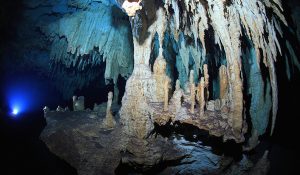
[41,108,269,175]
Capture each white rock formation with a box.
[189,70,196,114]
[73,96,85,111]
[43,106,50,113]
[45,2,133,85]
[120,8,167,139]
[103,92,116,128]
[162,0,291,136]
[122,0,142,17]
[56,106,64,112]
[219,65,228,100]
[153,56,171,103]
[169,80,184,115]
[197,77,205,117]
[118,0,297,140]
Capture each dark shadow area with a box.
[154,121,243,160]
[0,0,23,51]
[0,109,77,175]
[115,152,187,175]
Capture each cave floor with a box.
[40,103,271,175]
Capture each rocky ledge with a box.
[40,103,270,175]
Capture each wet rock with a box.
[41,108,186,175]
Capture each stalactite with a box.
[119,0,299,140]
[45,2,134,85]
[267,57,278,136]
[242,46,272,136]
[113,84,119,103]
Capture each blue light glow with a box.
[12,107,19,115]
[5,76,44,117]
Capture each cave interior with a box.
[0,0,300,174]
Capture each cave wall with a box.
[118,0,300,142]
[1,0,134,100]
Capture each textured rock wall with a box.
[118,0,300,141]
[3,0,134,99]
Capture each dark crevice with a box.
[153,121,243,160]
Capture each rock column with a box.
[190,70,195,114]
[198,77,205,117]
[219,65,228,99]
[104,92,116,128]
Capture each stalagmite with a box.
[203,64,209,100]
[203,64,209,87]
[169,80,183,114]
[206,101,215,111]
[197,77,205,117]
[164,79,170,111]
[73,96,85,111]
[103,92,116,128]
[56,106,64,112]
[120,8,167,139]
[153,57,170,102]
[219,65,228,99]
[43,106,50,113]
[190,70,195,114]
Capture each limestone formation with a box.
[160,0,293,138]
[121,0,142,17]
[56,106,64,112]
[73,96,85,111]
[219,65,228,99]
[228,61,244,138]
[214,99,221,111]
[47,2,134,92]
[43,106,50,113]
[206,101,215,111]
[103,92,116,128]
[153,57,171,103]
[164,79,170,111]
[41,109,264,175]
[113,84,119,103]
[203,64,210,100]
[243,129,260,151]
[189,70,195,114]
[120,8,167,139]
[203,64,209,87]
[197,77,205,117]
[169,80,183,114]
[120,65,157,139]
